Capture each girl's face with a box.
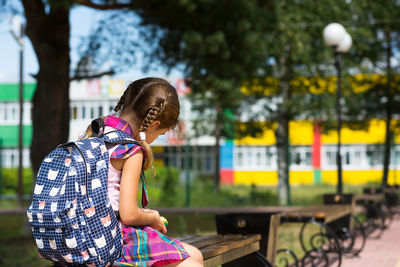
[145,121,169,144]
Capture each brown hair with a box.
[113,77,180,170]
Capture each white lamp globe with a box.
[336,32,352,53]
[323,23,346,47]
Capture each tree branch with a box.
[75,0,133,10]
[70,70,115,81]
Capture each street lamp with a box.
[323,23,352,195]
[10,15,25,207]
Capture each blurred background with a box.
[0,0,399,266]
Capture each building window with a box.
[395,150,400,167]
[247,150,252,166]
[366,145,383,167]
[11,105,16,121]
[82,107,86,119]
[11,154,15,167]
[256,151,261,166]
[293,152,301,165]
[266,147,272,166]
[72,107,77,119]
[326,151,336,166]
[305,151,312,166]
[4,105,7,121]
[237,151,243,167]
[206,156,212,171]
[345,151,351,165]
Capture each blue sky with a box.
[0,5,181,83]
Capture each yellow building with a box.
[232,120,400,186]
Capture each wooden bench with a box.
[278,204,354,267]
[53,234,263,267]
[353,193,387,238]
[159,206,298,266]
[280,204,352,223]
[176,234,267,267]
[364,187,400,219]
[383,187,400,217]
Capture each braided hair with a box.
[113,78,179,170]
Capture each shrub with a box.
[145,166,183,207]
[0,168,34,195]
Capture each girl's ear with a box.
[149,120,160,128]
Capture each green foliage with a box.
[0,168,34,195]
[250,184,276,205]
[150,166,181,207]
[133,0,276,139]
[0,214,49,267]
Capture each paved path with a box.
[341,216,400,267]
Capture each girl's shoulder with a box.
[110,143,144,160]
[104,126,144,160]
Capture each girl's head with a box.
[113,77,180,170]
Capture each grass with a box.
[0,182,367,266]
[0,214,50,267]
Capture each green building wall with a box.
[0,83,36,101]
[0,126,32,146]
[0,83,36,148]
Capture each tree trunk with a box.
[214,106,221,194]
[382,30,392,188]
[22,0,71,175]
[382,118,392,188]
[276,116,290,205]
[276,52,291,206]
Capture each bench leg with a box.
[299,220,342,267]
[275,249,299,267]
[340,214,366,257]
[252,251,274,267]
[363,202,386,239]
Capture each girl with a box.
[97,77,203,267]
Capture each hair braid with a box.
[139,100,165,170]
[113,89,129,113]
[139,101,165,132]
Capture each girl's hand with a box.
[145,209,167,234]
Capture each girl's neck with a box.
[119,112,141,140]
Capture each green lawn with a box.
[0,214,50,267]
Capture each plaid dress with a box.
[114,226,189,266]
[104,116,190,266]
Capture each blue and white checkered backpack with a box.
[26,119,139,266]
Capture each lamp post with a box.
[323,23,352,195]
[10,16,25,207]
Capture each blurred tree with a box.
[112,0,275,193]
[349,0,400,188]
[0,0,144,175]
[240,0,400,202]
[239,0,360,204]
[1,1,273,190]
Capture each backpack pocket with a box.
[81,201,122,265]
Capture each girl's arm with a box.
[117,151,166,233]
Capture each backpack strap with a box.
[101,129,149,208]
[140,172,149,208]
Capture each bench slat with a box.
[280,204,351,223]
[204,242,260,267]
[189,234,244,249]
[175,235,204,243]
[200,234,261,259]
